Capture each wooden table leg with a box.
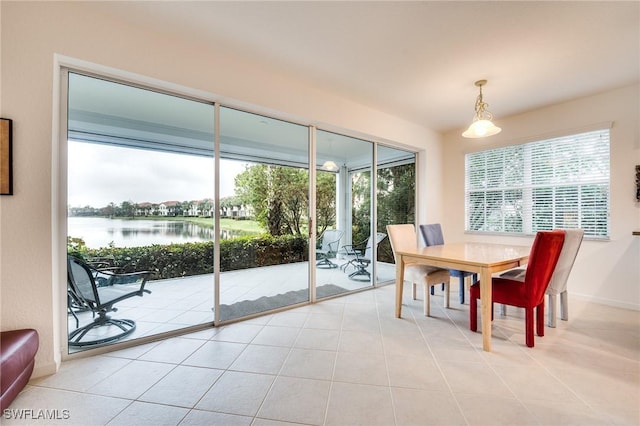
[479,267,492,351]
[395,255,405,318]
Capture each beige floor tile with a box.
[195,371,275,416]
[439,361,513,399]
[182,340,246,369]
[325,382,395,426]
[304,312,343,330]
[31,355,130,392]
[3,386,130,425]
[107,401,189,426]
[251,325,300,347]
[497,362,582,403]
[104,340,162,359]
[86,359,175,399]
[27,285,640,425]
[333,352,389,386]
[139,365,223,407]
[549,365,640,410]
[383,332,431,359]
[524,399,610,425]
[138,337,205,364]
[279,348,336,380]
[179,410,252,425]
[210,323,264,343]
[267,311,309,328]
[229,344,290,374]
[391,387,466,426]
[386,354,449,391]
[257,376,331,425]
[294,328,340,351]
[456,394,538,426]
[338,329,384,354]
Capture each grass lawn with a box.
[139,215,263,234]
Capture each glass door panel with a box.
[376,145,416,284]
[316,130,373,296]
[66,72,215,352]
[217,107,309,321]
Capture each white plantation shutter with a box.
[465,129,610,238]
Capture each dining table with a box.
[394,241,531,352]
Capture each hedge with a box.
[68,235,309,280]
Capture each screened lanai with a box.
[65,71,416,352]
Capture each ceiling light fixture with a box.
[322,160,338,171]
[462,79,502,138]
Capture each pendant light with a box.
[322,160,338,171]
[462,79,502,138]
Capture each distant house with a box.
[135,202,153,216]
[220,203,254,219]
[158,201,181,216]
[186,199,214,217]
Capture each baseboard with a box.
[570,292,640,311]
[30,360,59,380]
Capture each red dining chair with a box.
[469,230,565,347]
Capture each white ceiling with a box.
[92,1,639,133]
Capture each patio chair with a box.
[316,229,344,269]
[67,255,152,347]
[340,232,387,281]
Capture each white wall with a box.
[443,84,640,310]
[0,2,442,376]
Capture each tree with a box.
[235,164,336,236]
[119,200,136,218]
[377,164,415,226]
[316,171,337,235]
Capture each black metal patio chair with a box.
[67,255,152,347]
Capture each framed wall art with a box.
[636,165,640,202]
[1,118,13,195]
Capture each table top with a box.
[396,242,531,268]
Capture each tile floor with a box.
[68,260,396,352]
[8,284,640,425]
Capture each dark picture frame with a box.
[636,165,640,202]
[1,118,13,195]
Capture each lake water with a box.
[68,217,243,248]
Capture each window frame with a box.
[464,128,611,239]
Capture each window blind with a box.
[465,129,610,238]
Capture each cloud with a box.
[68,142,244,207]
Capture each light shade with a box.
[322,160,338,171]
[462,80,502,139]
[462,119,502,138]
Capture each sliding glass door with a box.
[66,72,215,352]
[64,70,416,353]
[217,107,310,321]
[316,130,375,296]
[376,145,416,283]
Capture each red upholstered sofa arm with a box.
[0,329,39,411]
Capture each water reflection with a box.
[68,217,251,249]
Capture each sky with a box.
[68,142,247,208]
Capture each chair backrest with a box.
[546,229,584,295]
[419,223,445,246]
[523,230,565,306]
[320,229,343,252]
[363,232,387,260]
[386,224,418,261]
[67,256,100,307]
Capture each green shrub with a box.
[68,235,309,280]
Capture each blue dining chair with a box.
[419,224,477,304]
